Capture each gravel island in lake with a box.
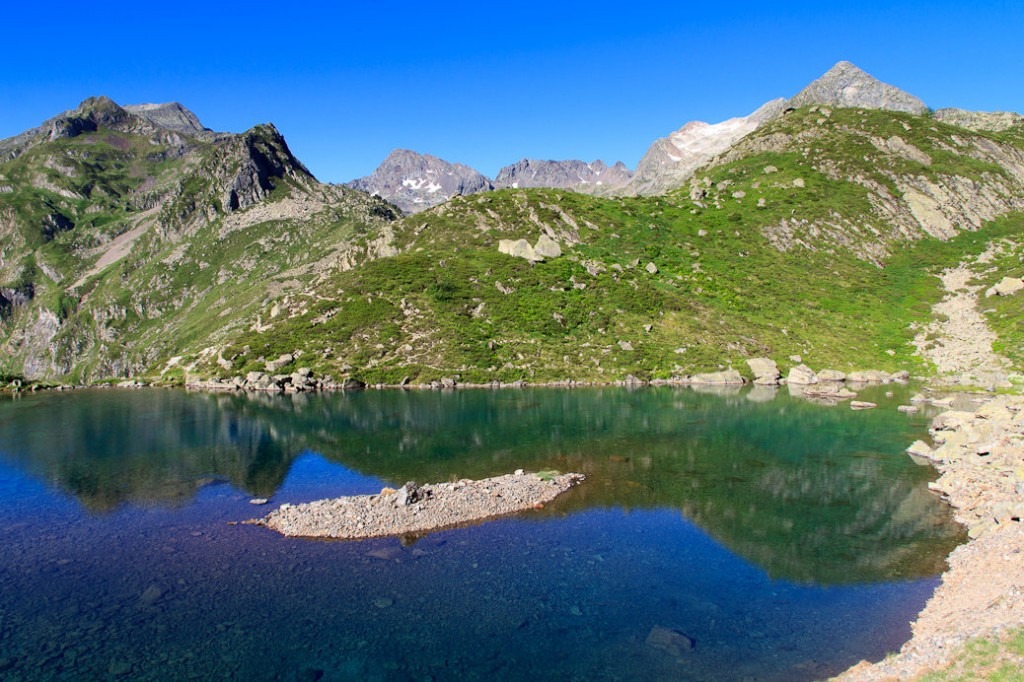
[252,471,585,539]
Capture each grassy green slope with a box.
[204,107,1024,385]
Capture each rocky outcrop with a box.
[494,159,632,192]
[788,61,928,114]
[1,97,214,162]
[933,108,1024,132]
[625,98,787,196]
[124,102,217,138]
[348,149,493,214]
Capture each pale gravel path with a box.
[912,247,1012,386]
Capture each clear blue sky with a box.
[2,1,1021,183]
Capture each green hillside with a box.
[2,102,1023,387]
[200,107,1024,385]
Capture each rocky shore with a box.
[251,471,585,540]
[837,395,1024,680]
[182,360,910,395]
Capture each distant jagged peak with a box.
[788,60,928,114]
[347,148,493,214]
[494,158,633,190]
[124,101,215,137]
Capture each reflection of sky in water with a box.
[0,388,963,680]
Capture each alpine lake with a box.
[0,384,965,681]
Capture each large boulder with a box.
[746,358,781,385]
[690,369,744,385]
[787,364,817,385]
[534,234,562,258]
[817,369,847,382]
[847,370,891,383]
[498,239,544,262]
[985,277,1024,298]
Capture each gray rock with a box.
[645,262,659,274]
[847,370,891,383]
[746,358,781,385]
[787,364,818,385]
[906,440,934,458]
[499,239,543,262]
[985,277,1024,298]
[123,102,214,137]
[265,353,294,373]
[646,626,695,657]
[851,401,878,410]
[817,369,847,382]
[933,108,1024,132]
[395,482,427,506]
[625,98,788,196]
[534,234,562,258]
[690,369,744,385]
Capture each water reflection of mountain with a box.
[0,387,963,584]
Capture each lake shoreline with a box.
[4,377,1017,678]
[836,394,1024,680]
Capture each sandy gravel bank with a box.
[251,471,585,540]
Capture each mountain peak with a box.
[348,149,493,214]
[788,61,927,114]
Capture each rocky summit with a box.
[788,60,928,114]
[347,148,493,214]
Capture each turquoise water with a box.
[0,386,963,680]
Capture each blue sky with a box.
[2,1,1021,183]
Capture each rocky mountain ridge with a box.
[625,61,934,196]
[0,96,397,381]
[494,159,633,191]
[348,151,635,213]
[352,60,966,206]
[1,61,1023,386]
